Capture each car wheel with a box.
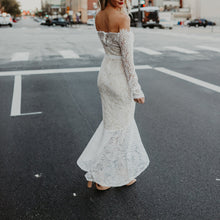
[9,23,12,27]
[169,27,172,30]
[204,25,206,28]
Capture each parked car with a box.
[188,19,208,27]
[130,7,160,28]
[50,18,68,27]
[87,18,95,26]
[159,19,173,29]
[40,18,51,26]
[206,20,216,26]
[143,21,162,29]
[0,13,13,27]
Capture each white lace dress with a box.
[77,29,150,187]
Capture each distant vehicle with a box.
[205,19,216,26]
[40,18,51,26]
[183,20,190,26]
[130,7,160,28]
[0,13,13,27]
[159,19,173,29]
[87,18,95,25]
[34,17,42,22]
[200,19,216,26]
[188,19,207,27]
[50,18,68,27]
[159,12,173,29]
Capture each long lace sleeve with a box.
[119,29,144,99]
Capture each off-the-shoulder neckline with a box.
[97,30,132,34]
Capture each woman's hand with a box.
[134,97,145,104]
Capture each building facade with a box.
[183,0,220,24]
[65,0,220,24]
[132,0,154,7]
[41,0,65,15]
[66,0,97,23]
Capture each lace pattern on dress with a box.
[77,119,150,187]
[119,29,145,99]
[76,30,150,187]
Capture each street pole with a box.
[137,0,142,27]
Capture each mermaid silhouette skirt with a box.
[77,55,150,187]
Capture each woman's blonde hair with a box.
[98,0,131,14]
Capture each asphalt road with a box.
[0,17,219,220]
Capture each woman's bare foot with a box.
[87,181,93,188]
[126,179,136,186]
[95,183,111,191]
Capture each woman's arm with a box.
[118,15,145,103]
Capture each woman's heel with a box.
[126,179,136,186]
[87,181,93,188]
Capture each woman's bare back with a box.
[95,8,130,33]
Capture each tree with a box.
[42,3,52,16]
[0,0,21,16]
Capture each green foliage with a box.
[0,0,21,16]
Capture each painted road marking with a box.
[59,50,80,59]
[1,66,219,93]
[11,75,22,116]
[155,67,220,93]
[135,47,162,55]
[0,65,152,77]
[165,46,199,54]
[216,179,220,181]
[196,45,220,53]
[11,52,29,62]
[10,75,42,117]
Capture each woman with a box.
[77,0,150,191]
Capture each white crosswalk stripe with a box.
[1,66,219,94]
[155,67,220,93]
[11,52,29,62]
[5,45,220,63]
[196,45,220,53]
[135,47,162,55]
[59,50,80,59]
[164,46,199,54]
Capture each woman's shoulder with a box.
[95,10,102,22]
[95,10,130,31]
[118,13,130,30]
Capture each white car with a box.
[159,19,173,29]
[0,13,13,27]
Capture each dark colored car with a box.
[40,18,51,26]
[143,21,162,29]
[188,19,208,27]
[207,20,216,26]
[51,18,68,27]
